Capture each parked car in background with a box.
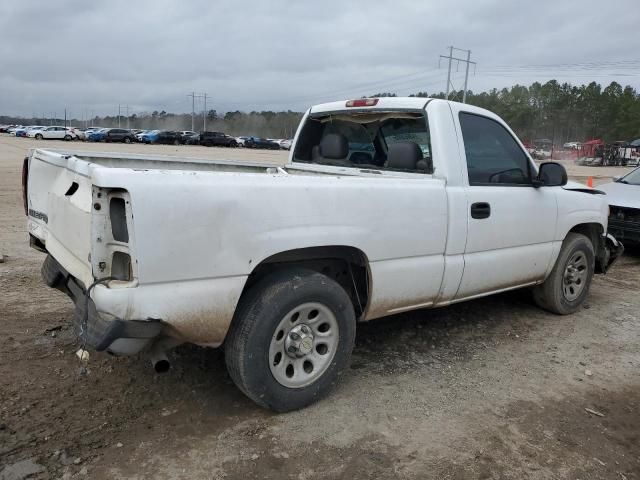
[15,126,45,137]
[279,139,292,150]
[73,129,87,141]
[236,136,249,146]
[600,166,640,246]
[102,128,136,143]
[244,136,280,149]
[65,127,82,140]
[148,130,182,145]
[563,141,582,150]
[0,125,17,133]
[135,130,151,142]
[8,126,24,135]
[27,126,74,140]
[185,134,201,145]
[87,128,109,142]
[140,130,160,143]
[178,131,198,144]
[199,131,238,147]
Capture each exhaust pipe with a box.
[150,349,171,373]
[149,338,178,373]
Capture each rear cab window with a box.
[293,109,433,174]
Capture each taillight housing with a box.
[346,98,379,107]
[22,157,29,215]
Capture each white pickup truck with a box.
[24,97,622,411]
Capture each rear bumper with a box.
[41,255,163,355]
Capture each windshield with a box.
[619,167,640,185]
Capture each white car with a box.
[599,166,640,246]
[278,139,292,150]
[27,126,74,140]
[25,97,622,411]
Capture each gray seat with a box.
[386,142,432,172]
[312,133,350,166]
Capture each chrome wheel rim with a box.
[268,302,339,388]
[563,251,588,301]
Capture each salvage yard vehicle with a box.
[102,128,136,144]
[23,97,622,412]
[199,131,238,147]
[244,136,280,149]
[27,125,74,140]
[600,166,640,245]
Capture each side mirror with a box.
[534,162,568,187]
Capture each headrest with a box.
[387,142,422,170]
[319,133,348,159]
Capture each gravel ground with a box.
[1,135,638,480]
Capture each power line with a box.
[440,46,476,103]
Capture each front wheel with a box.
[225,268,356,412]
[35,134,43,140]
[533,233,595,315]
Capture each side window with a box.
[459,113,531,186]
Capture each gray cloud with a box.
[1,0,638,117]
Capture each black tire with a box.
[124,136,131,144]
[173,139,180,146]
[35,133,43,140]
[533,233,595,315]
[229,141,238,148]
[225,268,356,412]
[64,135,72,141]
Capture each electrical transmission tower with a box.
[188,92,207,131]
[439,46,476,103]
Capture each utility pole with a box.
[187,92,197,131]
[203,92,207,132]
[124,105,130,129]
[439,46,476,102]
[64,109,67,128]
[118,105,121,128]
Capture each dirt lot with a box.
[1,136,639,480]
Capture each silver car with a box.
[600,167,640,245]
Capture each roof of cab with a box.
[310,97,434,114]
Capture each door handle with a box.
[471,202,491,219]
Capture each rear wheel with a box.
[173,139,180,146]
[225,268,356,412]
[533,233,595,314]
[64,135,72,141]
[124,137,131,144]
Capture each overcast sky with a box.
[1,0,639,118]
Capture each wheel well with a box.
[568,223,603,249]
[568,223,608,272]
[243,246,370,319]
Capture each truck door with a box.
[454,110,558,299]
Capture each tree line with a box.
[2,80,639,143]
